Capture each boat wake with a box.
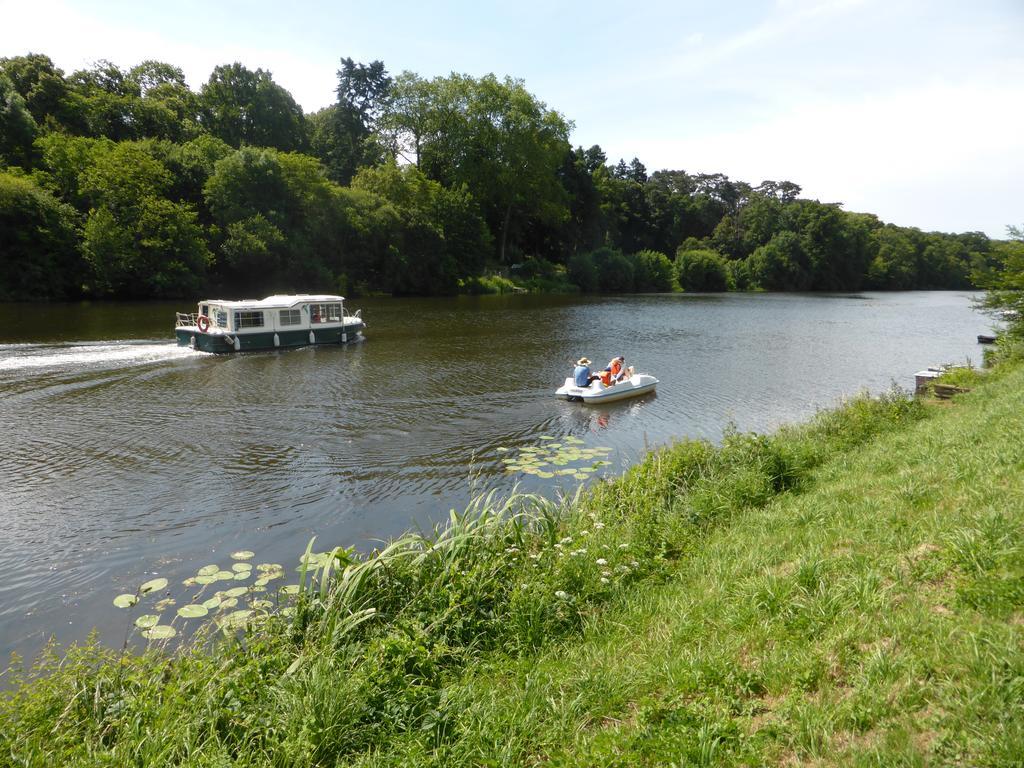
[0,340,202,373]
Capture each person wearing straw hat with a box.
[573,357,598,387]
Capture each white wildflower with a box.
[554,543,563,550]
[631,560,639,568]
[579,530,589,536]
[560,536,573,545]
[594,522,606,530]
[602,570,612,578]
[618,543,629,550]
[528,552,542,560]
[600,577,610,584]
[596,558,608,566]
[554,590,570,600]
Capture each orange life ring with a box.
[196,315,210,332]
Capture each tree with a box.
[352,161,491,293]
[199,63,307,151]
[675,248,731,292]
[311,57,391,185]
[631,250,675,291]
[84,196,210,297]
[975,225,1024,340]
[391,73,572,263]
[0,74,37,166]
[0,53,85,133]
[746,231,809,290]
[0,171,81,299]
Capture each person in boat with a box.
[599,355,634,386]
[573,357,599,387]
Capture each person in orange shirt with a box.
[599,355,631,386]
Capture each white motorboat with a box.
[555,373,659,404]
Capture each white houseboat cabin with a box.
[175,294,364,353]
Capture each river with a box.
[0,292,992,660]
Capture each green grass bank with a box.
[3,360,1023,766]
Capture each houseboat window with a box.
[311,303,342,323]
[279,309,302,326]
[199,304,209,316]
[234,310,264,329]
[214,310,227,327]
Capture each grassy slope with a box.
[364,367,1024,766]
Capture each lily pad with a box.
[177,604,209,619]
[223,586,248,598]
[195,574,218,585]
[218,597,238,609]
[154,598,176,611]
[251,599,274,610]
[536,471,554,478]
[233,572,250,581]
[231,562,252,572]
[214,570,235,581]
[539,435,555,441]
[140,578,168,594]
[113,594,138,608]
[142,625,176,640]
[134,614,160,629]
[197,564,219,577]
[231,550,255,561]
[256,563,283,573]
[182,577,198,587]
[281,584,301,595]
[202,596,221,610]
[573,472,590,480]
[556,469,577,476]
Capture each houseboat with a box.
[175,295,365,353]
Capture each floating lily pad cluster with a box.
[498,436,612,480]
[112,549,300,641]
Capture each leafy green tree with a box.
[352,161,491,293]
[746,231,809,290]
[68,60,142,140]
[33,133,107,209]
[975,225,1024,339]
[589,246,634,292]
[0,53,85,133]
[866,225,919,289]
[199,63,307,151]
[317,58,392,185]
[0,171,82,299]
[128,61,200,142]
[631,249,675,291]
[0,74,37,166]
[84,196,209,297]
[567,251,599,292]
[394,73,572,263]
[675,248,731,292]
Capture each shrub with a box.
[675,247,732,291]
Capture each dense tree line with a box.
[0,53,1000,300]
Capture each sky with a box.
[2,0,1022,237]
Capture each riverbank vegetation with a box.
[0,53,1010,300]
[4,324,1024,764]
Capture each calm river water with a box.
[0,292,992,660]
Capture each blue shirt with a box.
[573,365,591,387]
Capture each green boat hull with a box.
[175,323,364,353]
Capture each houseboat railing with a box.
[175,312,198,328]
